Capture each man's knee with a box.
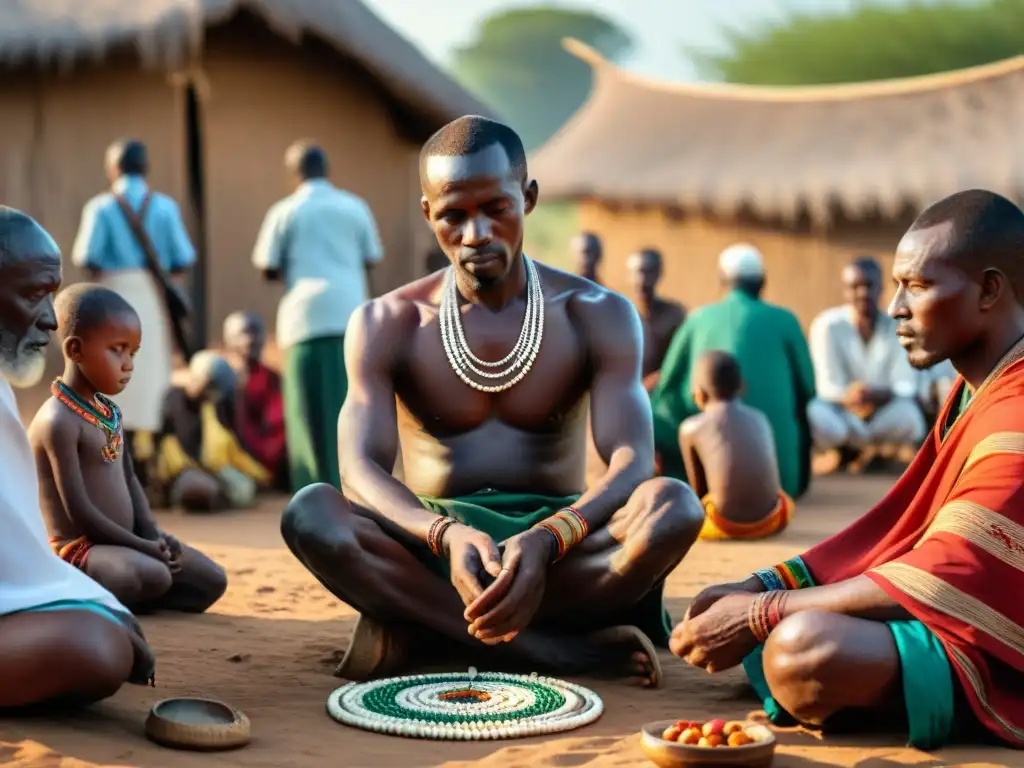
[632,477,704,548]
[870,398,926,444]
[60,615,134,701]
[807,400,850,450]
[281,483,361,563]
[762,611,838,724]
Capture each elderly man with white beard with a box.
[0,207,154,710]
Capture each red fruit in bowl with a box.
[702,719,726,737]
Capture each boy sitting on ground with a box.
[679,350,793,540]
[28,283,226,612]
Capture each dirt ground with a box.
[0,475,1017,768]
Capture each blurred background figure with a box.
[251,141,384,493]
[627,248,686,392]
[652,244,815,500]
[807,257,925,474]
[154,351,270,512]
[71,139,196,486]
[223,311,287,491]
[570,231,602,284]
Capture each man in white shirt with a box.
[252,142,384,492]
[807,256,926,470]
[0,207,154,709]
[72,141,196,481]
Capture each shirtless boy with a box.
[680,351,792,540]
[282,116,704,687]
[29,283,227,612]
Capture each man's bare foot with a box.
[498,625,662,688]
[812,449,842,476]
[586,625,663,688]
[335,615,411,681]
[846,445,878,474]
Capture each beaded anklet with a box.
[748,590,787,643]
[752,556,815,592]
[535,507,588,561]
[427,516,457,557]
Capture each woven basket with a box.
[145,698,251,751]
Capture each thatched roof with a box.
[0,0,491,133]
[531,39,1024,225]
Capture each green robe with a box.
[651,289,816,498]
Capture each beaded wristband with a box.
[535,507,588,561]
[427,516,457,557]
[752,556,815,592]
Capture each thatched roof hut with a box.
[531,40,1024,325]
[0,0,489,345]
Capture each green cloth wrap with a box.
[741,564,956,749]
[415,490,672,646]
[283,334,347,493]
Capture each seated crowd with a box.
[0,115,1022,753]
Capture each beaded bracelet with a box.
[427,516,457,557]
[752,556,815,592]
[748,590,787,643]
[534,506,588,561]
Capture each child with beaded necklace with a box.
[27,284,226,613]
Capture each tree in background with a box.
[696,0,1024,85]
[451,7,632,150]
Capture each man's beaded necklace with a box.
[439,255,544,393]
[51,379,123,463]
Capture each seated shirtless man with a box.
[29,283,227,613]
[282,116,704,687]
[680,350,792,541]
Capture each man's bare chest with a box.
[396,312,589,435]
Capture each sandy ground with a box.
[0,475,1018,768]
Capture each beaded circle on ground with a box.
[327,668,603,740]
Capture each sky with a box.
[364,0,934,82]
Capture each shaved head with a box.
[0,207,61,387]
[419,115,527,187]
[285,141,329,180]
[55,283,137,343]
[906,189,1024,298]
[694,350,743,401]
[891,189,1024,373]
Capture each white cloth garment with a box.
[808,305,926,449]
[251,179,384,350]
[0,379,128,616]
[101,269,172,432]
[807,397,925,451]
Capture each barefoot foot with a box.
[585,625,663,689]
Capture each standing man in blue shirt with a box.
[252,142,384,492]
[72,140,196,484]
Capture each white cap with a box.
[718,243,765,279]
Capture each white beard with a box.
[0,347,47,389]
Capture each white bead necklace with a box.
[439,256,544,393]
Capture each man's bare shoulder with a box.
[26,398,81,449]
[539,263,640,330]
[355,273,444,330]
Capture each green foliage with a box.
[450,7,632,149]
[695,0,1024,85]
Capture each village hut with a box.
[0,0,490,347]
[531,40,1024,327]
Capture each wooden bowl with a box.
[640,720,776,768]
[145,698,251,751]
